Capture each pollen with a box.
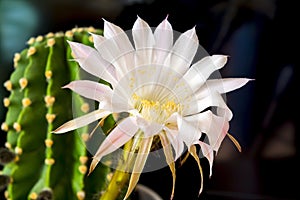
[27,47,36,57]
[36,35,43,42]
[65,30,74,38]
[47,38,55,47]
[44,139,53,147]
[78,165,87,174]
[77,191,85,200]
[1,122,9,132]
[22,98,32,107]
[29,192,38,200]
[13,122,21,132]
[14,147,23,155]
[79,156,88,164]
[19,78,28,89]
[88,35,93,43]
[45,158,55,165]
[44,96,55,107]
[3,98,10,107]
[4,80,12,91]
[45,70,52,79]
[46,114,56,124]
[27,37,35,45]
[81,103,90,113]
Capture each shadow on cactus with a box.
[0,27,132,200]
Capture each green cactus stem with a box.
[0,27,128,200]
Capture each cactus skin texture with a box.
[0,28,129,200]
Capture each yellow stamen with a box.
[88,35,93,43]
[81,133,89,142]
[87,26,96,32]
[46,32,54,38]
[13,53,21,68]
[79,156,88,164]
[5,142,11,149]
[19,78,28,89]
[27,37,35,45]
[15,147,23,155]
[4,80,12,91]
[65,30,73,38]
[22,98,31,107]
[4,190,9,199]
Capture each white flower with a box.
[53,16,251,199]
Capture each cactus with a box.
[0,28,130,200]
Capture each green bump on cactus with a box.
[1,27,129,200]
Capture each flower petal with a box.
[68,41,118,87]
[166,27,198,75]
[124,136,153,200]
[177,114,202,147]
[197,141,214,177]
[153,17,173,65]
[164,126,185,161]
[94,20,135,76]
[63,80,113,102]
[136,116,163,137]
[53,109,111,134]
[132,16,155,67]
[185,110,229,152]
[89,116,139,173]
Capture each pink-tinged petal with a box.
[159,132,176,200]
[185,110,229,152]
[136,117,163,137]
[90,116,139,173]
[183,92,233,120]
[124,136,153,200]
[133,16,155,67]
[197,141,214,177]
[166,27,198,75]
[63,80,112,102]
[177,115,202,147]
[153,17,173,65]
[68,41,118,87]
[196,78,252,98]
[53,109,111,134]
[164,126,185,161]
[94,20,135,76]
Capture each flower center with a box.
[132,93,182,123]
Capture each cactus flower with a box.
[54,16,251,199]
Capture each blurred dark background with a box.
[0,0,298,199]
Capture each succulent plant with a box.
[0,28,129,200]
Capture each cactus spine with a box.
[1,28,130,200]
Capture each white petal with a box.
[186,110,229,152]
[197,78,252,98]
[93,116,138,162]
[166,27,198,75]
[197,141,214,177]
[183,92,233,120]
[177,114,202,147]
[136,117,163,137]
[68,41,118,87]
[94,21,135,76]
[133,16,155,67]
[53,109,111,134]
[63,80,112,102]
[164,127,185,161]
[153,17,173,65]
